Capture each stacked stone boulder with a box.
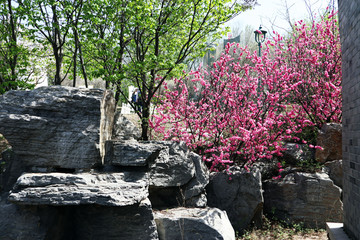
[263,172,343,228]
[262,124,344,228]
[0,86,234,240]
[206,166,263,234]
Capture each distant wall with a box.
[338,0,360,239]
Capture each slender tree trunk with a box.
[53,45,63,85]
[8,0,17,83]
[52,4,63,85]
[141,104,150,141]
[78,43,88,88]
[72,27,78,87]
[114,83,121,106]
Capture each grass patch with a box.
[237,217,326,240]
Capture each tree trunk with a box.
[141,104,150,141]
[78,42,88,88]
[8,0,17,83]
[73,27,78,87]
[53,46,62,85]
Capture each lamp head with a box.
[254,25,267,43]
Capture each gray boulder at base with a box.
[263,172,343,228]
[315,123,342,163]
[146,143,208,208]
[206,167,263,233]
[323,160,343,188]
[9,172,149,206]
[0,201,46,240]
[112,111,141,140]
[1,149,26,192]
[182,152,209,207]
[104,140,164,166]
[0,86,115,169]
[149,141,195,187]
[154,207,235,240]
[183,152,209,200]
[74,198,159,240]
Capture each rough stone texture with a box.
[206,167,263,233]
[112,111,141,140]
[263,172,343,228]
[104,140,164,166]
[339,0,360,238]
[74,199,159,240]
[154,207,235,240]
[0,201,46,240]
[185,193,207,208]
[0,86,115,169]
[315,123,342,163]
[147,145,206,208]
[183,152,209,201]
[149,141,195,187]
[9,172,149,206]
[282,143,315,165]
[323,160,343,188]
[1,149,25,192]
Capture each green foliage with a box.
[77,0,255,139]
[0,0,35,94]
[1,0,256,139]
[294,158,323,173]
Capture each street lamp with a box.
[254,25,267,95]
[254,25,267,57]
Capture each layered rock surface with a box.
[0,87,226,240]
[263,172,343,228]
[0,86,115,169]
[9,172,149,206]
[154,207,235,240]
[206,167,263,233]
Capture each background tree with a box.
[76,0,256,140]
[0,0,34,93]
[119,0,256,140]
[18,0,76,85]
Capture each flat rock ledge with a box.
[8,172,149,206]
[154,207,235,240]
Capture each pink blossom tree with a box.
[150,13,341,171]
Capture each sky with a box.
[226,0,337,36]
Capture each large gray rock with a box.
[104,140,164,167]
[206,167,263,233]
[146,142,209,208]
[323,160,343,188]
[9,172,149,206]
[0,201,46,240]
[154,207,235,240]
[315,123,342,163]
[0,86,115,169]
[75,198,159,240]
[183,152,209,200]
[1,149,25,192]
[263,172,343,228]
[182,152,209,207]
[112,112,141,140]
[149,141,195,187]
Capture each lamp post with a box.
[254,26,267,95]
[254,25,267,57]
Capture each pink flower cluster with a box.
[150,14,341,171]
